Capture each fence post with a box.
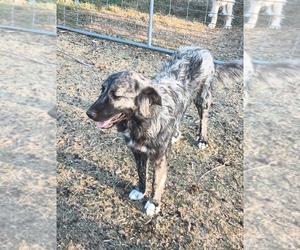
[147,0,154,47]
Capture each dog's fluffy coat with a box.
[87,47,242,215]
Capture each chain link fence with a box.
[57,0,244,61]
[244,0,300,61]
[0,0,56,35]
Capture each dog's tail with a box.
[214,60,243,86]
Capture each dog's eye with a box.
[112,91,122,100]
[101,86,106,93]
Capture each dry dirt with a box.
[57,30,243,249]
[0,29,56,249]
[244,62,300,249]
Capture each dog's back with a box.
[153,47,215,99]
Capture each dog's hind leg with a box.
[145,154,168,216]
[194,85,212,149]
[129,152,148,200]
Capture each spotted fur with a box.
[87,47,241,215]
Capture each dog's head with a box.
[86,71,162,129]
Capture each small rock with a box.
[114,169,121,175]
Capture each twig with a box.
[227,220,243,230]
[244,161,277,173]
[0,49,55,66]
[57,48,94,67]
[199,162,229,180]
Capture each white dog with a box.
[208,0,235,29]
[245,0,286,29]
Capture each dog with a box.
[86,47,243,216]
[244,0,286,29]
[208,0,235,29]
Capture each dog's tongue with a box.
[97,118,113,129]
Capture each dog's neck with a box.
[117,111,173,157]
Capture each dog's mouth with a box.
[97,113,125,129]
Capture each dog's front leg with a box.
[244,2,262,29]
[224,2,234,29]
[129,152,148,200]
[208,2,220,28]
[270,2,284,29]
[144,154,168,216]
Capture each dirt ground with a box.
[244,62,300,249]
[57,30,243,249]
[0,29,56,249]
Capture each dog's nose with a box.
[86,109,96,120]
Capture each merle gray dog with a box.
[86,47,242,216]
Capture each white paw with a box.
[129,189,144,200]
[244,23,255,29]
[144,200,160,216]
[171,136,179,144]
[171,131,182,144]
[208,13,213,17]
[270,24,281,29]
[197,137,208,149]
[198,141,208,149]
[224,25,232,29]
[208,23,216,29]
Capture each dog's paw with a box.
[208,23,216,29]
[269,24,281,29]
[244,23,255,29]
[208,13,213,17]
[129,189,145,200]
[224,24,232,29]
[198,141,208,149]
[171,131,182,144]
[197,137,208,149]
[144,200,160,216]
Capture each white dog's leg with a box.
[224,2,234,29]
[208,1,221,28]
[270,2,284,29]
[245,2,263,29]
[265,5,273,15]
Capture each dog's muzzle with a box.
[86,109,97,120]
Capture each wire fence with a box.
[0,0,56,35]
[57,0,244,61]
[1,0,299,61]
[244,0,300,61]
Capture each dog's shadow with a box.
[57,151,148,212]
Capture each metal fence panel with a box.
[57,0,244,61]
[0,0,56,35]
[244,0,300,61]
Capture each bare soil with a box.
[57,30,243,249]
[0,29,56,249]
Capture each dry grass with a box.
[57,0,243,61]
[0,29,56,249]
[57,30,243,249]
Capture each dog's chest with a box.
[121,129,156,154]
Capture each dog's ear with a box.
[136,87,162,118]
